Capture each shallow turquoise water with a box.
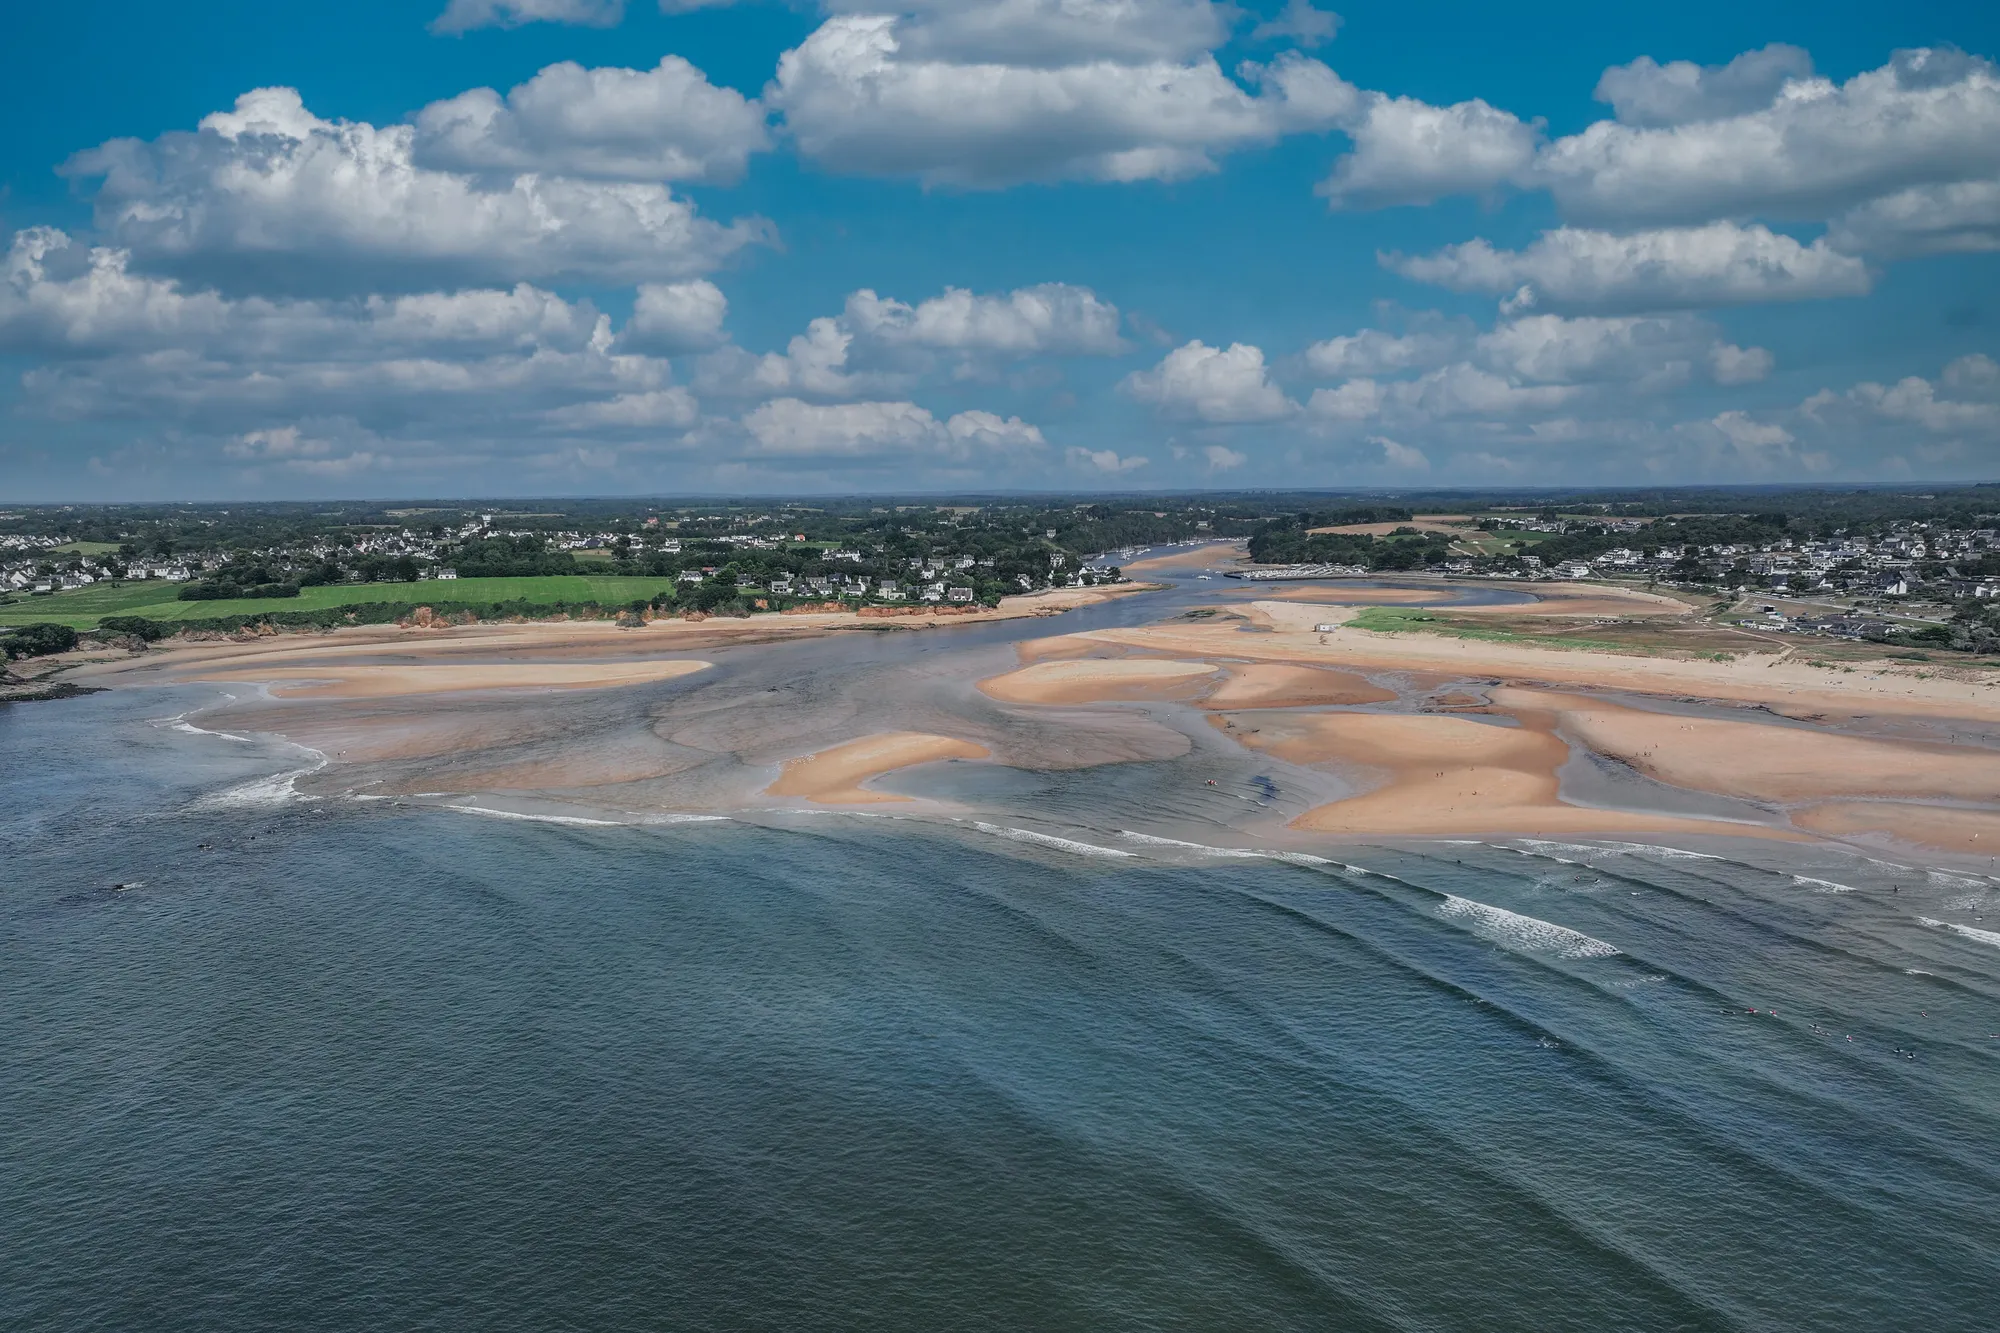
[5,689,1999,1331]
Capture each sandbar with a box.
[1224,711,1792,840]
[1200,663,1396,709]
[1496,686,1999,804]
[1122,542,1246,572]
[186,659,712,698]
[765,731,991,804]
[979,658,1217,704]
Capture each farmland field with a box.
[0,576,685,628]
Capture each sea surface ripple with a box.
[4,689,1998,1331]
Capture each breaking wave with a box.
[1436,895,1622,960]
[971,822,1133,859]
[443,805,624,827]
[1118,831,1270,858]
[1915,916,2000,950]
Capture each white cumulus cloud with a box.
[841,0,1234,66]
[1123,340,1297,422]
[415,57,769,185]
[844,283,1126,354]
[741,397,1045,460]
[1473,313,1769,386]
[1373,435,1430,470]
[767,17,1356,187]
[1386,222,1871,313]
[1,227,713,468]
[1592,44,1815,127]
[1319,93,1541,208]
[1304,327,1461,377]
[1251,0,1340,49]
[543,387,700,431]
[1826,179,2000,258]
[1536,48,2000,227]
[1067,446,1149,472]
[622,280,730,354]
[65,87,768,294]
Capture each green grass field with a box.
[1346,606,1640,654]
[0,575,685,628]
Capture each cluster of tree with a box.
[11,489,1998,590]
[177,562,301,600]
[1,622,78,659]
[1521,512,1798,568]
[447,536,579,578]
[1247,514,1453,569]
[1947,601,2000,655]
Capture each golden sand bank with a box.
[187,659,712,699]
[977,593,2000,854]
[55,574,2000,858]
[765,732,991,804]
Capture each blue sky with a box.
[2,0,1997,498]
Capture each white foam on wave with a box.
[1596,841,1723,861]
[1266,851,1344,869]
[194,768,316,808]
[1118,831,1268,858]
[1929,870,1990,890]
[1794,875,1857,894]
[1515,837,1723,863]
[1111,834,1366,875]
[443,804,623,827]
[1514,840,1598,860]
[169,719,259,744]
[154,707,271,746]
[1436,894,1622,960]
[971,822,1133,859]
[771,807,892,820]
[1834,853,1911,871]
[1915,916,2000,950]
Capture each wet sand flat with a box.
[979,658,1218,704]
[1220,710,1791,839]
[1494,686,2000,805]
[1082,599,2000,722]
[1793,802,2000,855]
[1200,663,1397,709]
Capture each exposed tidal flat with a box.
[7,561,2000,1329]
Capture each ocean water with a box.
[6,688,2000,1331]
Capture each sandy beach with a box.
[47,574,2000,860]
